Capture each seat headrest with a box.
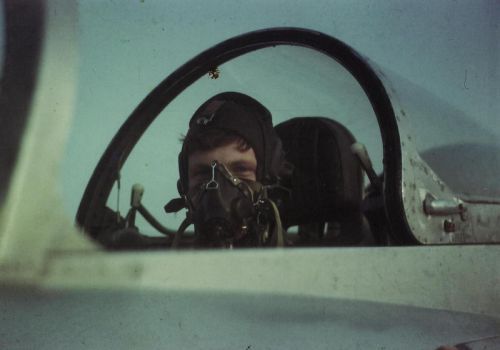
[272,117,363,228]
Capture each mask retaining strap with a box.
[266,198,285,247]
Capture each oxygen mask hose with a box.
[260,198,285,247]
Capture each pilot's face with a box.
[187,141,257,192]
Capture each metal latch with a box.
[423,193,466,220]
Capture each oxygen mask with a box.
[188,161,262,248]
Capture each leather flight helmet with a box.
[178,91,285,195]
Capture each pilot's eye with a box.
[230,165,255,180]
[232,165,249,173]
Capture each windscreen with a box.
[105,46,382,236]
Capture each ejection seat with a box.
[273,117,371,246]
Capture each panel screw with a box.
[444,219,455,233]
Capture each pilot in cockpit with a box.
[165,92,289,248]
